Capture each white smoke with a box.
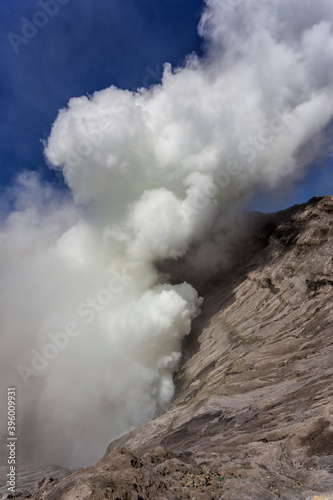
[1,0,333,468]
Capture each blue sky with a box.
[0,0,332,212]
[0,0,203,187]
[251,155,333,212]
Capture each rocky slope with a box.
[3,195,333,500]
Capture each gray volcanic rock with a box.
[16,447,226,500]
[0,463,71,498]
[8,196,333,499]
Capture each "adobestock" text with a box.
[8,0,71,55]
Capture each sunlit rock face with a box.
[104,196,333,500]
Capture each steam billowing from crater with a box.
[1,0,333,468]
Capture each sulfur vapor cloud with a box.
[1,0,333,468]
